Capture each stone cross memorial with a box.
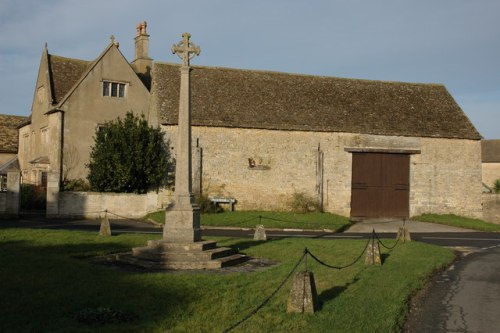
[163,32,202,243]
[116,33,246,270]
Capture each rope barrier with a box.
[105,211,149,223]
[222,250,307,333]
[305,234,373,270]
[372,230,400,250]
[218,216,260,227]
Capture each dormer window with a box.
[103,81,126,98]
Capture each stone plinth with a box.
[287,271,318,313]
[99,212,111,236]
[253,225,267,241]
[162,203,201,243]
[115,240,247,270]
[397,227,411,243]
[365,238,381,266]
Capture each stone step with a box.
[146,240,218,251]
[115,252,248,270]
[216,254,249,267]
[132,246,235,261]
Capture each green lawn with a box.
[147,210,352,232]
[412,214,500,232]
[0,228,454,332]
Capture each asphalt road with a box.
[2,217,500,249]
[405,245,500,333]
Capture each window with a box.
[41,127,48,144]
[0,174,7,192]
[103,81,126,98]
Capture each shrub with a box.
[494,179,500,193]
[63,179,91,192]
[288,191,322,213]
[86,112,172,193]
[195,193,223,214]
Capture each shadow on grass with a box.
[0,239,190,332]
[317,277,360,310]
[226,238,279,252]
[381,253,391,265]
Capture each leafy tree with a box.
[87,112,172,193]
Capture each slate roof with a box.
[48,55,90,104]
[153,63,481,140]
[482,140,500,163]
[0,114,29,153]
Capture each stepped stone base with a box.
[115,240,247,270]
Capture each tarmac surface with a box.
[405,245,500,333]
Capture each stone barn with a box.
[152,63,482,220]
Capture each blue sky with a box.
[1,0,498,139]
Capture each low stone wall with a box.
[0,193,6,215]
[483,193,500,224]
[56,191,161,219]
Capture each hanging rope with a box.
[305,234,373,270]
[222,250,307,333]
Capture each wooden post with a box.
[316,144,324,211]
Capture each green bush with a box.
[86,112,172,193]
[494,179,500,193]
[288,191,322,213]
[195,193,223,214]
[63,179,91,192]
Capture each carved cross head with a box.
[171,32,201,67]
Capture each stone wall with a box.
[0,193,6,214]
[482,163,500,189]
[410,138,482,218]
[162,126,483,219]
[0,171,20,218]
[482,193,500,224]
[56,191,160,219]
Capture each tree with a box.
[87,112,172,193]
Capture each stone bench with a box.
[209,197,236,211]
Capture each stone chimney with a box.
[131,21,153,89]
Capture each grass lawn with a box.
[147,210,352,232]
[412,214,500,232]
[0,228,454,332]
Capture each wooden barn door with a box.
[351,153,409,219]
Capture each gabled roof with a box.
[0,157,20,172]
[482,140,500,162]
[0,114,29,153]
[46,42,149,110]
[48,55,90,104]
[153,63,481,140]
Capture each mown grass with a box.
[147,210,352,231]
[0,228,454,332]
[412,214,500,232]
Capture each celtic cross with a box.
[171,33,201,67]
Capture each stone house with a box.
[0,114,28,191]
[0,114,27,216]
[19,22,483,220]
[481,140,500,191]
[18,23,154,191]
[154,64,483,219]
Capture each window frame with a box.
[102,80,127,98]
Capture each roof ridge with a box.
[48,53,91,63]
[154,61,445,87]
